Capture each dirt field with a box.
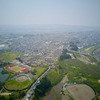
[66,84,95,100]
[43,89,56,100]
[62,95,71,100]
[54,83,63,100]
[16,76,28,82]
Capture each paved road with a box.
[68,49,100,67]
[23,67,51,100]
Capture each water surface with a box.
[0,68,8,82]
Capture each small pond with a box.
[0,68,8,82]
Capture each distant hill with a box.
[0,25,100,34]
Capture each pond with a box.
[0,68,8,82]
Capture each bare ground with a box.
[16,76,28,82]
[66,84,95,100]
[54,83,64,100]
[62,95,71,100]
[43,89,56,100]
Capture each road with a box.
[68,49,100,67]
[23,67,51,100]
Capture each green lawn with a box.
[34,67,46,77]
[5,79,32,90]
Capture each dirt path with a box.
[0,93,11,95]
[61,75,68,84]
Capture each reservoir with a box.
[0,68,8,82]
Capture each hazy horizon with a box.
[0,0,100,27]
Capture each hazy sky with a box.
[0,0,100,26]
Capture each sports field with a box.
[66,84,95,100]
[9,65,24,72]
[5,79,32,90]
[6,64,29,74]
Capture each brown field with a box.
[9,65,24,72]
[66,84,95,100]
[62,95,70,100]
[54,82,63,100]
[16,76,28,82]
[43,89,56,100]
[43,82,63,100]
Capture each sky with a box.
[0,0,100,26]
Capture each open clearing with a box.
[66,84,95,100]
[16,76,28,82]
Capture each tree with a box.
[35,77,51,97]
[70,44,78,51]
[59,54,71,61]
[31,69,37,75]
[0,81,4,90]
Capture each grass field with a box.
[9,65,24,72]
[2,51,20,62]
[46,70,63,86]
[5,79,32,90]
[6,65,29,74]
[34,67,46,77]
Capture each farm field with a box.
[5,79,32,90]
